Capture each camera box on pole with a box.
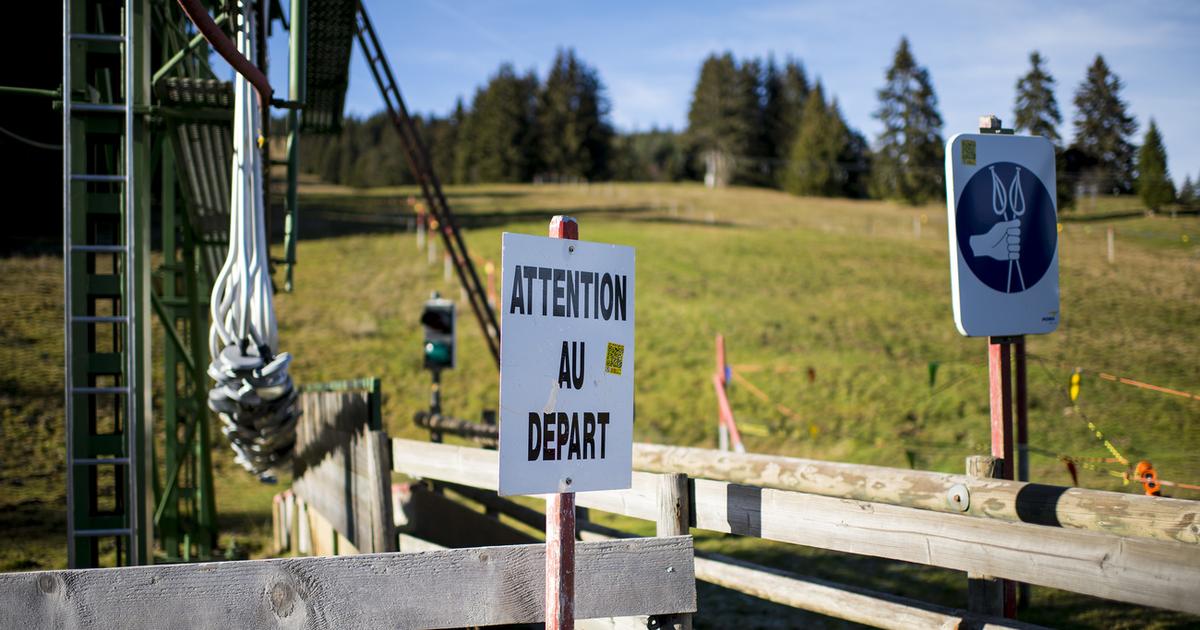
[945,133,1060,337]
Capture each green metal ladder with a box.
[63,0,151,567]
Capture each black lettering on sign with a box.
[507,266,627,320]
[556,412,569,460]
[600,273,615,320]
[542,412,555,461]
[598,412,609,458]
[583,412,596,459]
[552,268,566,317]
[523,267,535,315]
[581,271,595,319]
[509,265,525,315]
[527,412,541,461]
[613,274,626,321]
[537,267,552,316]
[557,341,585,389]
[525,409,612,461]
[565,270,580,317]
[567,412,582,460]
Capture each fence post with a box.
[657,473,693,630]
[966,455,1005,617]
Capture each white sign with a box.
[498,232,635,496]
[945,133,1060,337]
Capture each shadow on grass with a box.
[279,203,736,243]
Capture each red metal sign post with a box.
[987,336,1019,618]
[546,214,578,630]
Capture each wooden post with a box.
[546,214,579,630]
[715,335,729,451]
[713,335,744,453]
[1013,337,1030,610]
[966,455,1004,617]
[415,202,426,249]
[657,473,693,630]
[986,337,1018,617]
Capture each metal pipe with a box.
[124,0,140,568]
[0,85,60,99]
[283,0,306,291]
[175,0,273,104]
[62,0,75,569]
[151,13,229,86]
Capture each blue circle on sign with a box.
[956,162,1057,293]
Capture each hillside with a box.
[2,182,1197,627]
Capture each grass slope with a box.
[1,181,1196,628]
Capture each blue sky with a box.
[264,0,1200,184]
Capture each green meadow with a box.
[2,181,1197,627]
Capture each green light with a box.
[424,340,452,366]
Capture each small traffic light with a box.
[421,295,455,370]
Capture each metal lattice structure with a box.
[62,0,152,567]
[54,0,498,568]
[298,0,354,133]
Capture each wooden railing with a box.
[389,438,1200,624]
[0,387,696,629]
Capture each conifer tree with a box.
[686,53,756,186]
[870,37,944,204]
[764,57,810,188]
[784,84,839,196]
[1178,175,1196,209]
[783,86,870,199]
[536,48,614,180]
[1014,51,1061,144]
[1136,119,1175,211]
[1071,55,1137,193]
[458,64,540,183]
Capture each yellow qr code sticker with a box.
[605,342,624,376]
[961,139,977,165]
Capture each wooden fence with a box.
[0,386,696,629]
[0,537,695,629]
[289,387,393,554]
[388,437,1200,624]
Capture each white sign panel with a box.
[945,133,1060,337]
[499,232,635,496]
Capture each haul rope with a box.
[206,4,298,479]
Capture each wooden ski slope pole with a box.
[546,214,579,630]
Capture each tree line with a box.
[296,40,1190,211]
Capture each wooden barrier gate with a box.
[0,385,697,629]
[384,437,1200,629]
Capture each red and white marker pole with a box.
[546,214,578,630]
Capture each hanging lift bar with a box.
[354,2,501,366]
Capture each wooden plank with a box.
[633,443,1200,544]
[367,430,396,552]
[690,478,1200,614]
[393,439,1200,612]
[393,437,500,490]
[693,554,1044,630]
[0,537,696,629]
[294,391,393,554]
[393,439,660,521]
